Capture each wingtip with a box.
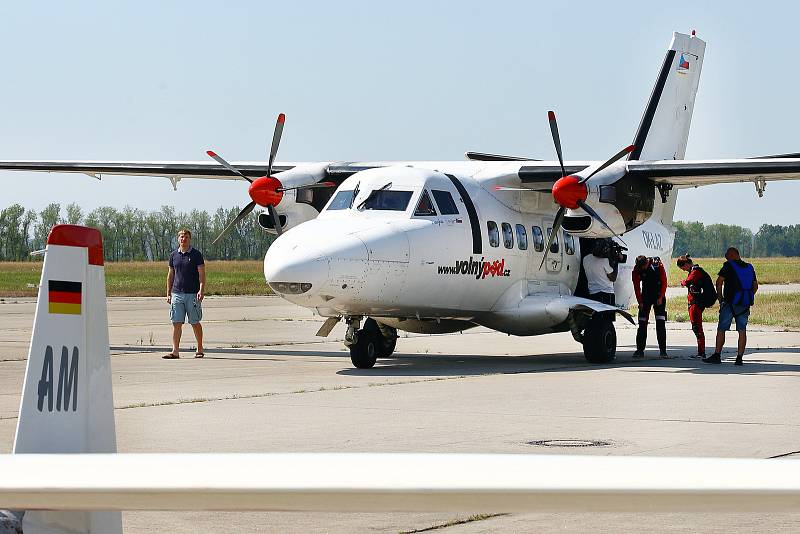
[277,113,286,124]
[547,110,556,121]
[206,150,217,158]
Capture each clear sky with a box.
[1,0,798,231]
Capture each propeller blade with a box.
[268,204,283,236]
[277,181,337,193]
[579,145,635,184]
[267,113,286,178]
[206,150,253,184]
[212,201,257,245]
[576,200,627,244]
[547,111,566,177]
[539,206,566,270]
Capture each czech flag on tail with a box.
[678,53,690,71]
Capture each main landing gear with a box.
[345,317,397,369]
[582,313,617,364]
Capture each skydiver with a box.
[632,255,669,358]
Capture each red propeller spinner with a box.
[551,175,588,210]
[248,176,284,207]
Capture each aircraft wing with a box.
[0,160,380,182]
[626,158,800,186]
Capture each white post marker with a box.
[12,225,121,534]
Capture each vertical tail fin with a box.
[13,225,121,534]
[630,31,706,162]
[631,31,706,255]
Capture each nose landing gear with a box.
[346,317,398,369]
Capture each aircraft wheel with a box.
[364,318,397,358]
[582,314,616,364]
[350,327,378,369]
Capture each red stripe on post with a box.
[46,225,104,266]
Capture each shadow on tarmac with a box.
[111,345,800,377]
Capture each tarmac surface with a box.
[1,295,799,533]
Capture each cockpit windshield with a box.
[327,190,354,210]
[358,190,413,211]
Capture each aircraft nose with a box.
[263,228,369,299]
[264,239,329,297]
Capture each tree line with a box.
[0,203,275,261]
[0,203,798,261]
[673,221,800,258]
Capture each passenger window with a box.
[502,223,513,249]
[431,190,459,215]
[546,227,560,253]
[488,221,499,247]
[516,224,528,250]
[532,226,544,252]
[564,232,575,255]
[327,190,354,210]
[414,190,438,216]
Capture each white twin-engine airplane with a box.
[4,31,800,369]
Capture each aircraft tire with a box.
[350,328,379,369]
[582,315,617,364]
[364,318,396,358]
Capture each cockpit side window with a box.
[327,190,354,210]
[431,190,459,215]
[414,190,438,216]
[360,190,414,211]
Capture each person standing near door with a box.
[583,240,617,305]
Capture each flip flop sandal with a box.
[194,352,204,358]
[162,353,179,359]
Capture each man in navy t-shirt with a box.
[164,228,206,359]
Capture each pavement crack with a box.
[115,376,461,410]
[399,513,508,533]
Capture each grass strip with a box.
[666,292,800,329]
[666,257,800,287]
[0,260,270,297]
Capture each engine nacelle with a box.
[258,163,336,234]
[257,189,326,233]
[563,166,655,238]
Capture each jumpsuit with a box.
[681,265,706,355]
[632,259,668,354]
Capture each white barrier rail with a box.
[2,453,799,513]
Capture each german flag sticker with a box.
[48,280,82,315]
